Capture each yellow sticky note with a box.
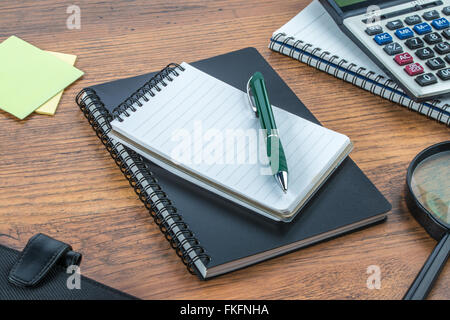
[0,36,83,119]
[35,51,77,115]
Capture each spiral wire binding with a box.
[270,32,450,126]
[75,64,211,275]
[111,63,185,122]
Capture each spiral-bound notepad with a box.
[269,0,450,126]
[108,62,352,222]
[76,47,391,279]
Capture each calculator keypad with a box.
[358,1,450,90]
[345,1,450,98]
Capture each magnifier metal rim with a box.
[406,141,450,240]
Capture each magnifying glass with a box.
[403,141,450,300]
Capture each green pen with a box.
[246,72,288,192]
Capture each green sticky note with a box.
[0,36,84,119]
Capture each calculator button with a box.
[431,17,449,30]
[405,37,424,49]
[384,42,403,55]
[415,73,438,86]
[443,6,450,16]
[444,54,450,63]
[423,10,440,21]
[424,32,442,44]
[414,22,432,35]
[387,20,404,30]
[445,54,450,63]
[405,15,422,25]
[443,29,450,39]
[405,63,425,76]
[395,27,414,40]
[416,47,435,60]
[426,57,446,70]
[365,25,383,35]
[394,52,414,65]
[437,67,450,80]
[434,42,450,54]
[374,33,393,45]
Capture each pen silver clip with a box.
[246,77,259,118]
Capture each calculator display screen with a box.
[335,0,367,7]
[333,0,409,12]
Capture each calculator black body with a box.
[320,0,450,101]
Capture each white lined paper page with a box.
[111,62,350,213]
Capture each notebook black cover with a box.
[77,47,391,279]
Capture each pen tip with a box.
[276,171,288,193]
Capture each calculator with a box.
[320,0,450,101]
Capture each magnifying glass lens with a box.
[410,151,450,225]
[404,143,450,300]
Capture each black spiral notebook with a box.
[76,47,391,279]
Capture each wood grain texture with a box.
[0,0,449,300]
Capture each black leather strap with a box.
[8,233,82,287]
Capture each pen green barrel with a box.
[249,72,289,178]
[267,134,288,175]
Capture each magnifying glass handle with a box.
[404,233,450,300]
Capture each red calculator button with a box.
[405,63,424,75]
[394,52,414,65]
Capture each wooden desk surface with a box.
[0,0,449,300]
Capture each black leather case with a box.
[0,234,137,300]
